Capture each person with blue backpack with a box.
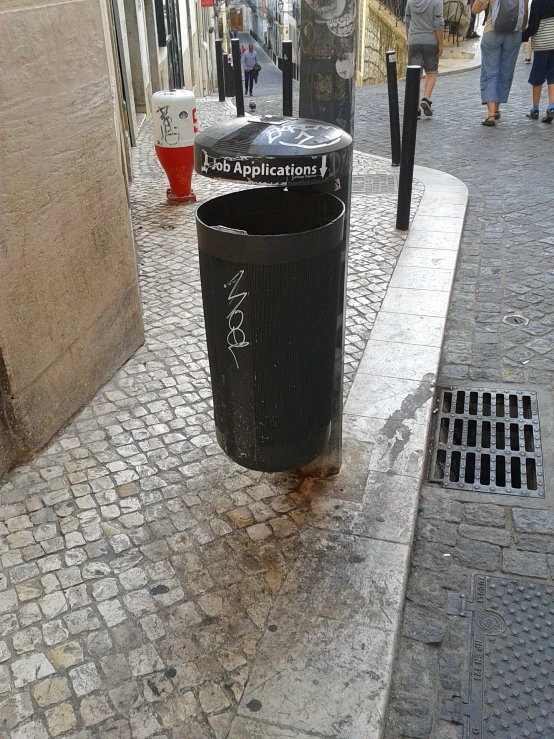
[472,0,529,125]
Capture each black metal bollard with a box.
[223,53,231,97]
[282,40,293,116]
[396,65,421,231]
[386,50,401,168]
[227,56,236,97]
[231,39,245,117]
[215,39,225,102]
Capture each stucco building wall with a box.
[0,0,144,477]
[357,0,408,86]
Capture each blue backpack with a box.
[491,0,525,32]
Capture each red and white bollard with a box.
[152,89,198,204]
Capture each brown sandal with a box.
[481,115,496,127]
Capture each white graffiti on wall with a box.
[304,0,356,37]
[303,0,347,20]
[327,11,355,37]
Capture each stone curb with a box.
[402,57,481,82]
[439,39,482,77]
[399,39,482,80]
[342,155,468,737]
[436,58,481,78]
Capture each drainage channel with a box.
[429,388,545,497]
[440,575,554,738]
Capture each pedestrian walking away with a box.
[522,0,554,120]
[242,42,258,96]
[404,0,444,117]
[473,0,529,125]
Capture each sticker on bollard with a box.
[195,115,352,186]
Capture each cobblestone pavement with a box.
[352,55,554,738]
[385,493,554,739]
[355,57,554,387]
[0,98,421,737]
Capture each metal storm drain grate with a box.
[351,173,398,195]
[440,575,554,738]
[429,388,544,497]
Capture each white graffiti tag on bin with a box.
[224,271,250,369]
[266,122,342,149]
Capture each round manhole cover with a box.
[502,314,529,326]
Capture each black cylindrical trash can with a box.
[196,187,345,472]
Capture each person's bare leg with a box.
[548,82,554,105]
[533,84,542,107]
[487,102,497,118]
[423,72,437,100]
[525,39,531,61]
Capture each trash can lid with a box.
[194,115,352,186]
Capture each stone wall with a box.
[0,0,144,478]
[0,360,14,473]
[124,0,152,114]
[357,0,408,86]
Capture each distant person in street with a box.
[404,0,444,116]
[522,0,554,120]
[232,27,239,38]
[242,43,258,96]
[472,0,528,125]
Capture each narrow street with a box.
[236,32,300,117]
[354,55,554,739]
[355,58,554,390]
